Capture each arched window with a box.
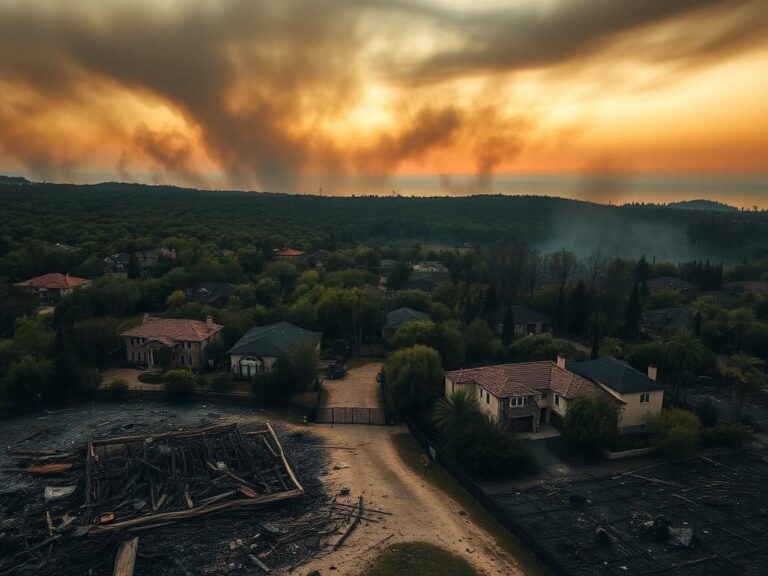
[239,356,264,378]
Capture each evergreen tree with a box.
[624,283,642,336]
[566,280,590,334]
[127,252,142,279]
[501,306,515,347]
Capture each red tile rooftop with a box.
[14,273,92,290]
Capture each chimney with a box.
[142,313,149,324]
[556,355,566,369]
[647,364,658,381]
[206,315,214,329]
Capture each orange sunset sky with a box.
[0,0,766,196]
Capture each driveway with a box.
[101,368,159,390]
[298,424,529,576]
[322,362,382,409]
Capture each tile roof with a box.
[228,322,322,357]
[14,273,92,290]
[273,247,305,257]
[122,316,223,343]
[445,361,617,402]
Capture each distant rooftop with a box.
[569,357,663,394]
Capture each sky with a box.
[1,0,767,201]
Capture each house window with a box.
[510,397,524,408]
[554,394,560,406]
[486,392,490,405]
[541,392,547,400]
[640,393,650,404]
[451,382,455,394]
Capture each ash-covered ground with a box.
[0,401,333,576]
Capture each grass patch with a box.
[392,433,550,576]
[367,542,478,576]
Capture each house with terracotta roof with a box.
[121,314,223,370]
[13,273,92,304]
[444,356,663,434]
[272,247,305,260]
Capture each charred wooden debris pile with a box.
[0,422,374,575]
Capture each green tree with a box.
[646,408,700,458]
[562,395,618,452]
[501,306,515,347]
[598,336,623,358]
[166,289,186,309]
[666,330,706,402]
[12,316,55,357]
[433,390,480,436]
[721,353,765,421]
[127,252,142,279]
[5,355,53,404]
[434,320,465,369]
[163,369,198,401]
[387,261,412,290]
[464,318,494,361]
[390,320,437,349]
[384,345,443,418]
[623,283,642,336]
[566,280,590,334]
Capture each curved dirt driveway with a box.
[294,424,526,576]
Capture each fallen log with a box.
[113,537,139,576]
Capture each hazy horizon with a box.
[3,169,766,209]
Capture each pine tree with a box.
[501,306,515,347]
[624,283,642,336]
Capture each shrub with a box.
[563,395,619,452]
[700,422,749,448]
[444,416,536,478]
[210,372,235,392]
[695,398,720,428]
[104,378,129,401]
[646,408,700,458]
[163,369,198,401]
[138,371,165,384]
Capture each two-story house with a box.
[121,315,223,370]
[444,356,663,434]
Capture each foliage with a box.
[387,261,412,290]
[695,398,720,428]
[598,336,623,358]
[390,320,436,350]
[209,372,235,392]
[138,371,165,384]
[432,390,480,436]
[699,422,749,448]
[4,355,53,404]
[721,353,766,420]
[384,345,443,418]
[646,408,701,458]
[562,395,618,451]
[104,378,130,401]
[163,369,198,401]
[464,318,494,362]
[442,416,536,478]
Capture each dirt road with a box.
[295,424,526,576]
[322,362,382,409]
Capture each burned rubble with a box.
[491,449,768,576]
[0,405,377,576]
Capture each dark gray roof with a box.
[384,307,430,330]
[569,358,663,394]
[489,304,552,325]
[186,281,235,306]
[228,322,322,357]
[402,272,449,292]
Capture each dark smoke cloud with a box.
[0,0,766,190]
[402,0,768,82]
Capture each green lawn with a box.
[392,433,551,576]
[367,542,478,576]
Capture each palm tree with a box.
[721,353,766,421]
[666,330,706,402]
[433,390,480,435]
[598,336,623,359]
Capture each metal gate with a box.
[315,407,386,425]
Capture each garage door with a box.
[508,416,533,433]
